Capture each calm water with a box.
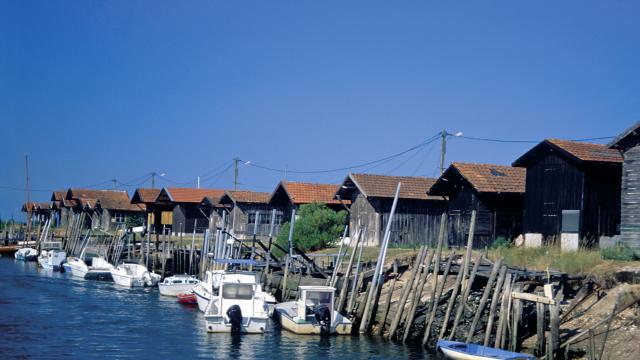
[0,257,438,359]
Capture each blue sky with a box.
[1,1,639,220]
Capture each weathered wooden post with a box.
[484,265,508,347]
[402,249,434,343]
[249,211,260,272]
[388,246,426,340]
[265,209,276,274]
[281,209,296,300]
[466,257,504,342]
[336,226,363,313]
[449,249,485,340]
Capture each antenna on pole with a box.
[233,157,240,191]
[24,154,31,245]
[440,129,447,175]
[151,172,156,189]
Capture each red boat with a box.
[177,292,197,305]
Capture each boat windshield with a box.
[222,284,254,300]
[305,291,332,307]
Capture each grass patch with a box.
[601,245,637,261]
[489,246,604,275]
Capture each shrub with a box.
[490,236,511,250]
[601,244,637,261]
[275,203,347,254]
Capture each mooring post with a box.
[387,246,426,340]
[466,257,504,342]
[483,265,508,347]
[402,249,434,343]
[424,253,456,346]
[449,249,486,340]
[536,295,546,356]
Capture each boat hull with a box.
[159,283,197,297]
[277,311,352,335]
[437,340,536,360]
[204,315,269,334]
[193,285,211,312]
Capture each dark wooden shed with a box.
[217,190,283,242]
[268,181,348,223]
[609,121,640,255]
[513,139,622,246]
[151,187,226,235]
[428,162,525,248]
[335,173,446,247]
[65,189,145,231]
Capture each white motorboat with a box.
[64,256,114,280]
[275,286,352,335]
[193,270,276,314]
[37,242,66,271]
[158,275,200,296]
[203,272,270,333]
[15,248,38,261]
[110,262,161,287]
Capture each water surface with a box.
[0,257,438,359]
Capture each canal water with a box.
[0,257,438,359]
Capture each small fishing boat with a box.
[64,255,115,280]
[203,272,270,333]
[159,275,200,296]
[437,340,536,360]
[37,242,66,271]
[177,292,197,305]
[14,248,38,261]
[274,286,352,335]
[110,262,161,287]
[193,270,225,312]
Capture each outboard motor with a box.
[226,305,243,333]
[313,305,332,335]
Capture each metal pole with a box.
[440,129,447,174]
[233,157,240,191]
[249,211,260,271]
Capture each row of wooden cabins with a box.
[23,122,640,255]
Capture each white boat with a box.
[37,242,66,271]
[193,270,276,314]
[203,272,270,333]
[437,340,536,360]
[15,248,38,261]
[275,286,352,335]
[64,256,114,280]
[110,262,161,287]
[158,275,200,296]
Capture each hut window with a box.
[112,212,125,224]
[247,211,283,226]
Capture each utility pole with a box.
[440,129,447,175]
[112,179,117,190]
[233,157,240,191]
[151,172,156,189]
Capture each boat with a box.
[203,272,270,333]
[64,255,115,281]
[37,242,66,271]
[159,275,200,296]
[274,286,352,335]
[14,247,38,261]
[436,340,536,360]
[110,262,161,287]
[178,292,197,305]
[193,269,276,314]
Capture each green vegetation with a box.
[601,244,637,261]
[125,215,144,228]
[275,203,347,254]
[489,236,511,250]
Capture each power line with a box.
[453,134,615,144]
[247,133,441,174]
[0,185,54,193]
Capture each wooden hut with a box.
[268,181,348,222]
[130,188,161,232]
[217,190,282,242]
[513,139,622,249]
[151,187,225,235]
[335,173,446,246]
[428,162,525,248]
[65,189,145,231]
[609,121,640,255]
[50,190,67,226]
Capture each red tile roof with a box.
[273,181,345,205]
[347,173,443,200]
[223,190,271,204]
[66,189,143,212]
[547,139,622,163]
[449,162,526,193]
[165,187,226,204]
[131,188,161,204]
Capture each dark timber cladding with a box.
[609,121,640,255]
[513,139,622,245]
[335,173,446,246]
[151,187,225,234]
[429,163,525,248]
[217,190,283,241]
[65,189,145,231]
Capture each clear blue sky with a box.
[1,1,639,220]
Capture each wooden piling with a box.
[466,257,503,342]
[336,227,363,313]
[378,274,398,335]
[483,265,508,347]
[536,296,546,356]
[387,246,426,340]
[438,257,466,340]
[402,249,434,343]
[547,300,559,359]
[495,273,513,349]
[423,253,455,346]
[510,283,523,352]
[449,249,485,340]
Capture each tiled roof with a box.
[131,188,161,204]
[547,139,622,163]
[348,173,443,200]
[51,191,65,201]
[275,181,345,205]
[449,162,525,193]
[224,190,271,204]
[165,188,226,204]
[66,189,143,212]
[609,121,640,150]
